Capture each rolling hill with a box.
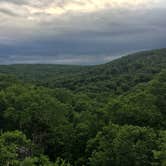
[0,48,165,94]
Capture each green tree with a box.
[88,123,157,166]
[0,131,33,165]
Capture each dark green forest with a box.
[0,49,166,166]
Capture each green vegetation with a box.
[0,49,166,165]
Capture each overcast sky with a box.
[0,0,166,65]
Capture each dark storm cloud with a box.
[0,0,28,5]
[0,8,19,16]
[0,0,166,64]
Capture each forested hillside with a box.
[0,49,166,166]
[0,49,166,94]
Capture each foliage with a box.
[0,131,33,165]
[0,49,166,165]
[88,123,157,166]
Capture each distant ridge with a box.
[0,48,166,94]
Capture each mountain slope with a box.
[0,48,166,165]
[56,49,166,94]
[0,48,165,95]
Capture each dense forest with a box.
[0,49,166,166]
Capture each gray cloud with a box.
[0,0,28,5]
[0,0,166,64]
[0,8,19,16]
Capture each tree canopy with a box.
[0,49,166,165]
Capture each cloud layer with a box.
[0,0,166,64]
